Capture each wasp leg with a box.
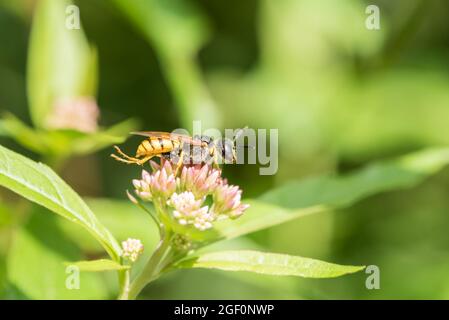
[111,154,138,164]
[213,153,220,170]
[174,150,185,175]
[111,153,153,166]
[111,146,142,164]
[137,155,154,165]
[206,150,219,169]
[113,146,140,161]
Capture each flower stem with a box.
[117,269,131,300]
[127,230,172,300]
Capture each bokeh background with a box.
[2,0,449,299]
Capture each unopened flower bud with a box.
[172,234,192,251]
[46,97,100,133]
[177,165,221,198]
[213,184,250,218]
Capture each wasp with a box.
[111,129,246,168]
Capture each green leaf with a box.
[201,147,449,242]
[58,198,159,294]
[27,0,98,128]
[7,212,108,299]
[59,198,159,255]
[176,250,365,278]
[0,114,49,153]
[65,259,130,272]
[39,120,138,157]
[0,144,121,261]
[70,118,139,155]
[260,148,449,209]
[0,114,137,157]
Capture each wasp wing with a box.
[130,131,203,146]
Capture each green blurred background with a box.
[2,0,449,299]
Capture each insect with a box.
[111,129,246,169]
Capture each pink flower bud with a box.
[46,97,100,133]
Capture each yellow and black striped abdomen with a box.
[136,137,179,157]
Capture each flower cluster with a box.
[121,238,144,262]
[132,160,249,232]
[167,191,213,231]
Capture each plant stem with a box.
[127,230,172,300]
[117,269,131,300]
